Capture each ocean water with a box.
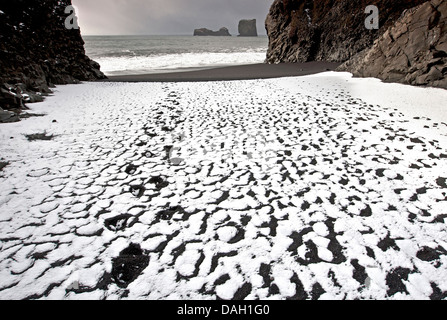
[83,35,269,76]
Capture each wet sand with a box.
[105,62,341,82]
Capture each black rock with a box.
[0,108,19,123]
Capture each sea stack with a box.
[0,0,106,111]
[265,0,446,89]
[193,27,232,36]
[238,19,258,37]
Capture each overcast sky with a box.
[72,0,273,36]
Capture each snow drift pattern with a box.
[0,75,446,299]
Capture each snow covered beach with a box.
[0,72,447,300]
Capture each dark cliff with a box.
[265,0,427,64]
[339,0,447,89]
[265,0,447,89]
[0,0,106,113]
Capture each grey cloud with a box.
[72,0,273,35]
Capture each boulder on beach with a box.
[238,19,258,37]
[193,27,232,36]
[0,107,19,123]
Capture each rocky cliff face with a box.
[265,0,427,63]
[339,0,447,89]
[0,0,106,113]
[193,27,231,36]
[266,0,447,89]
[238,19,258,37]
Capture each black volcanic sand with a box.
[105,62,341,83]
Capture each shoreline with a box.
[104,62,341,82]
